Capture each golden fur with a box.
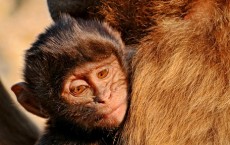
[95,0,192,44]
[94,0,230,144]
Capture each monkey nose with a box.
[93,96,105,104]
[94,90,110,103]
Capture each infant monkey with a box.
[12,15,131,145]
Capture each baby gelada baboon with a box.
[12,15,132,145]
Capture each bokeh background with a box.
[0,0,52,130]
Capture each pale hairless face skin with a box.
[61,55,128,128]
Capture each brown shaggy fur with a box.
[93,0,192,45]
[92,0,230,144]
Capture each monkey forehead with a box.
[69,55,117,76]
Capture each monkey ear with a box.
[11,82,49,118]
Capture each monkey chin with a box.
[96,102,127,129]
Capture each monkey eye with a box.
[97,69,109,79]
[70,85,88,96]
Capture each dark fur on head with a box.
[24,15,125,122]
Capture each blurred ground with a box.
[0,0,52,130]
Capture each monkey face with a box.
[61,55,128,129]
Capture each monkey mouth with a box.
[102,102,127,120]
[94,103,126,128]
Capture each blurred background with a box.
[0,0,52,130]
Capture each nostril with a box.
[93,96,105,104]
